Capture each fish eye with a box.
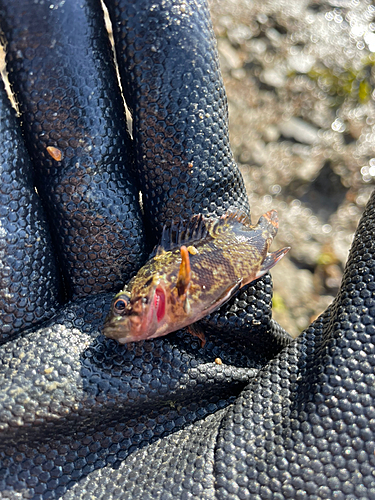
[113,297,128,313]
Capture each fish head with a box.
[103,276,168,343]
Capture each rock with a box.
[217,38,242,71]
[261,67,287,88]
[287,52,316,73]
[278,117,319,144]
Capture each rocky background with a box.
[210,0,375,336]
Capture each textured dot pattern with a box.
[63,409,227,500]
[106,0,250,245]
[0,80,61,343]
[0,293,263,498]
[0,0,146,298]
[0,292,273,440]
[200,274,292,359]
[213,191,375,499]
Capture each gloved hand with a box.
[0,1,374,499]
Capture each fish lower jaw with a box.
[102,327,132,343]
[116,330,169,344]
[116,336,133,345]
[107,331,145,344]
[105,323,169,344]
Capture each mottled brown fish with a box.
[103,211,290,345]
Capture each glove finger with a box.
[105,0,250,245]
[0,0,146,299]
[0,79,61,342]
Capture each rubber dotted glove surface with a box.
[0,1,373,499]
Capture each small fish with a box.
[103,210,290,345]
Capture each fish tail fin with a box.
[256,247,290,278]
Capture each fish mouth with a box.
[102,314,137,344]
[103,284,167,344]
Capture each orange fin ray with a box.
[176,245,191,297]
[256,247,290,279]
[152,214,208,255]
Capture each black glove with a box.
[0,1,374,499]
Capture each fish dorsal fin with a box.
[150,214,210,256]
[204,210,252,237]
[151,210,252,257]
[221,210,252,227]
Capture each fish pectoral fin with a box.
[187,322,206,348]
[256,247,291,278]
[203,278,243,312]
[176,245,191,297]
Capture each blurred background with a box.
[210,0,375,337]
